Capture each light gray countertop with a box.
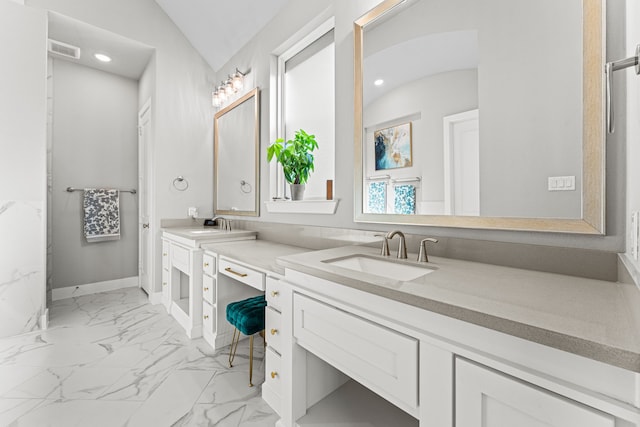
[162,227,257,247]
[202,240,310,276]
[276,245,640,373]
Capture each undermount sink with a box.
[324,254,435,281]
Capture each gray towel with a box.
[83,189,120,242]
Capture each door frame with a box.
[443,109,479,215]
[138,98,154,297]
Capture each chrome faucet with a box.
[417,238,438,262]
[386,230,407,259]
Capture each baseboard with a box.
[39,308,49,330]
[148,291,163,305]
[52,276,139,301]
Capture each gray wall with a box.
[214,0,625,253]
[51,59,138,289]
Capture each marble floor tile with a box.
[0,287,278,426]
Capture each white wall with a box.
[26,0,216,294]
[0,0,47,337]
[51,59,138,289]
[624,0,640,279]
[215,0,625,252]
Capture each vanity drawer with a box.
[266,306,282,353]
[219,258,265,291]
[162,240,170,270]
[203,253,216,277]
[203,275,215,305]
[202,301,215,333]
[171,244,191,274]
[293,293,418,411]
[263,346,282,414]
[266,277,284,311]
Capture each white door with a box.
[455,358,615,427]
[443,110,480,216]
[138,100,152,294]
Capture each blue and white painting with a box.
[374,122,412,170]
[367,181,387,213]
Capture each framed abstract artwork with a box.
[374,122,412,170]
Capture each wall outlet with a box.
[188,207,198,218]
[548,176,575,191]
[632,211,639,260]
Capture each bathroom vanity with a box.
[198,240,308,350]
[264,245,640,427]
[160,227,256,338]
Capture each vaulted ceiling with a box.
[153,0,289,72]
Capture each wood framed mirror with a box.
[354,0,605,234]
[214,88,260,216]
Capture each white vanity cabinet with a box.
[200,252,264,350]
[455,358,615,427]
[160,228,256,339]
[263,277,286,416]
[272,268,640,427]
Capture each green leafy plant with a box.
[267,129,319,185]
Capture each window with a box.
[272,19,335,202]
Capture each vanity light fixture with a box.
[212,68,247,108]
[374,79,384,86]
[94,53,112,63]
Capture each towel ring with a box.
[173,176,189,191]
[240,180,252,194]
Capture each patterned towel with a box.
[83,189,120,242]
[394,184,416,215]
[367,181,387,214]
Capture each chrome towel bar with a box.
[66,186,136,194]
[605,44,640,133]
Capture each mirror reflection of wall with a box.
[362,0,583,219]
[214,88,259,216]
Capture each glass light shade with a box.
[232,72,244,90]
[217,86,227,102]
[225,79,235,96]
[212,91,221,107]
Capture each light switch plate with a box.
[548,176,575,191]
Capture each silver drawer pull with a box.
[225,267,247,277]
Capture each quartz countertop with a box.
[162,227,257,247]
[202,240,309,276]
[276,244,640,373]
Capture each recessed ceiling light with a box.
[94,53,112,63]
[374,79,384,86]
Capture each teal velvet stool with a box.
[226,295,267,386]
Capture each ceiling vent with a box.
[48,39,81,60]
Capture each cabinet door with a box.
[455,358,615,427]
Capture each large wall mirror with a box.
[214,88,260,216]
[354,0,605,233]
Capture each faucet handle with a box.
[374,234,390,256]
[418,238,438,262]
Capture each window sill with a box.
[264,199,339,214]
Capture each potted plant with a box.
[267,129,319,200]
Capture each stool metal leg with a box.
[228,328,240,368]
[249,334,254,387]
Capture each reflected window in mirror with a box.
[354,0,604,234]
[272,18,335,200]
